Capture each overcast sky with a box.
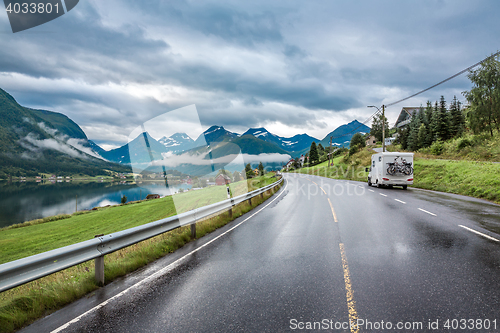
[1,0,499,150]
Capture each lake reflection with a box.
[0,181,191,228]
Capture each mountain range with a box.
[319,120,371,148]
[0,87,371,177]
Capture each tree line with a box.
[398,96,465,151]
[398,53,500,152]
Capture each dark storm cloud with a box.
[0,0,499,145]
[0,2,170,83]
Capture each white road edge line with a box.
[418,208,436,216]
[459,225,500,242]
[394,199,406,204]
[379,193,387,197]
[51,179,289,333]
[368,189,374,192]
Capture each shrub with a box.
[121,195,127,204]
[430,140,444,155]
[457,137,473,150]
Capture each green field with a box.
[0,174,276,264]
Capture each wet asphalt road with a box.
[20,174,500,332]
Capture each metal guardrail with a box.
[0,177,283,293]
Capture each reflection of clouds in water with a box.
[0,181,193,227]
[97,199,120,207]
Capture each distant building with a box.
[299,154,305,167]
[215,174,231,186]
[385,137,396,146]
[285,159,294,171]
[253,168,260,176]
[146,194,160,199]
[395,107,420,128]
[365,135,377,146]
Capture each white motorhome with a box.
[367,152,414,189]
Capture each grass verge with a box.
[287,146,500,205]
[0,176,282,333]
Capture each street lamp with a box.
[368,105,386,152]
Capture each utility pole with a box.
[382,104,386,152]
[329,136,333,167]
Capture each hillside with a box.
[0,88,130,177]
[291,132,500,205]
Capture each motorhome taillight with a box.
[407,178,413,181]
[382,178,389,181]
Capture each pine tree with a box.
[449,96,465,137]
[258,161,264,176]
[433,96,450,141]
[407,110,422,151]
[309,141,319,165]
[417,123,427,149]
[245,163,253,179]
[398,127,409,150]
[423,101,434,147]
[350,132,365,148]
[318,143,325,155]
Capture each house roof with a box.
[216,174,231,180]
[395,107,420,128]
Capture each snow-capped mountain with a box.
[319,120,371,148]
[241,127,318,152]
[194,126,239,146]
[158,133,195,152]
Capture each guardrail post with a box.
[94,234,105,286]
[191,223,196,239]
[248,197,251,206]
[95,256,105,286]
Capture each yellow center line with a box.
[320,187,327,195]
[327,198,338,222]
[339,243,359,333]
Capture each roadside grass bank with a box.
[0,174,282,333]
[287,147,500,205]
[413,158,500,203]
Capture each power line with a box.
[385,50,500,107]
[324,51,500,146]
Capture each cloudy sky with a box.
[1,0,499,150]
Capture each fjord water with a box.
[0,181,191,228]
